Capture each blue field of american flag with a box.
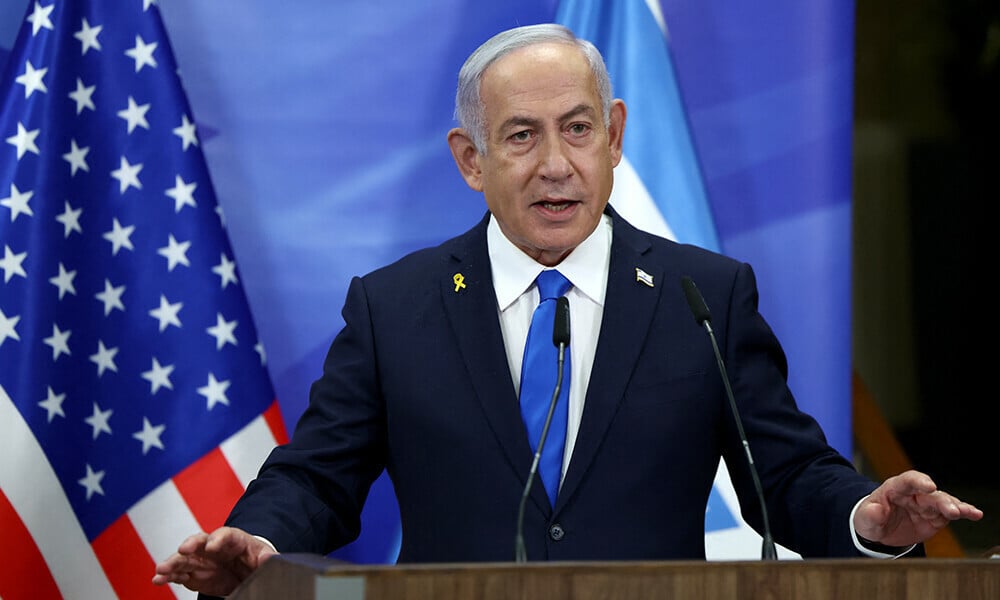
[0,2,287,598]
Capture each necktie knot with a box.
[536,269,571,301]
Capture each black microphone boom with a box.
[515,296,570,563]
[680,276,778,560]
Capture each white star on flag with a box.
[165,174,197,212]
[141,357,175,394]
[26,1,55,36]
[68,78,96,113]
[55,201,83,237]
[94,279,126,316]
[74,17,103,54]
[42,323,72,360]
[132,418,166,454]
[213,253,239,288]
[198,372,231,409]
[89,341,119,377]
[0,245,28,283]
[102,218,135,255]
[207,312,238,349]
[173,114,199,150]
[110,155,143,193]
[62,139,90,175]
[6,121,41,160]
[84,402,113,439]
[125,35,158,72]
[117,96,151,134]
[149,294,183,331]
[38,386,66,422]
[1,183,33,222]
[15,60,48,98]
[157,234,191,271]
[0,308,21,348]
[77,464,106,501]
[48,263,77,299]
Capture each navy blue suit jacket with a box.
[227,208,878,562]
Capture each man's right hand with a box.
[151,526,277,596]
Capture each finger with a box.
[154,552,198,576]
[152,571,190,586]
[886,470,937,499]
[176,531,211,555]
[958,501,984,520]
[912,491,955,518]
[204,526,249,556]
[915,492,984,521]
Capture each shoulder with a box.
[359,212,489,290]
[612,210,747,280]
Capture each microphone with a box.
[515,296,570,563]
[680,275,778,560]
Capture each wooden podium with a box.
[229,554,1000,599]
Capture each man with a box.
[153,23,981,597]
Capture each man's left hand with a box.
[854,470,983,548]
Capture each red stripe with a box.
[0,489,63,600]
[93,515,175,600]
[173,447,244,532]
[264,399,289,444]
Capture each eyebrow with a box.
[497,103,598,134]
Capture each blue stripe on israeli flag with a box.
[556,0,720,252]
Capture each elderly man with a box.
[153,23,981,597]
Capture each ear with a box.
[447,128,484,192]
[607,99,626,168]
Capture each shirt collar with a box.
[488,212,612,311]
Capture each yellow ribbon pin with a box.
[453,273,466,292]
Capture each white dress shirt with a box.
[488,213,612,490]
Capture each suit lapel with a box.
[556,213,664,511]
[439,214,551,514]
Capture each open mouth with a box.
[538,201,574,212]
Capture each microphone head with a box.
[553,296,571,346]
[680,275,712,326]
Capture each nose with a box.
[538,136,573,182]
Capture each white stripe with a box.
[645,0,667,37]
[704,460,800,560]
[219,413,278,488]
[0,384,118,599]
[610,155,676,240]
[129,480,201,599]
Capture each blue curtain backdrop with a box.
[0,0,855,564]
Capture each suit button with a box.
[549,524,565,541]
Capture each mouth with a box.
[534,198,578,213]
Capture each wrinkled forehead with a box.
[480,43,600,110]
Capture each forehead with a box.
[479,42,600,119]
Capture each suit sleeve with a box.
[224,275,387,554]
[719,262,879,557]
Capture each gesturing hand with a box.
[854,470,983,548]
[152,526,277,596]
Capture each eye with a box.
[510,130,533,143]
[568,123,591,136]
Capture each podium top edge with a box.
[269,553,1000,575]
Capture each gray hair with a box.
[454,23,613,154]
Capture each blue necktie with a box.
[520,269,572,507]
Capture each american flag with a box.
[0,1,288,598]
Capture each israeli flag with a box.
[558,0,798,559]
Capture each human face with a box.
[449,42,625,266]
